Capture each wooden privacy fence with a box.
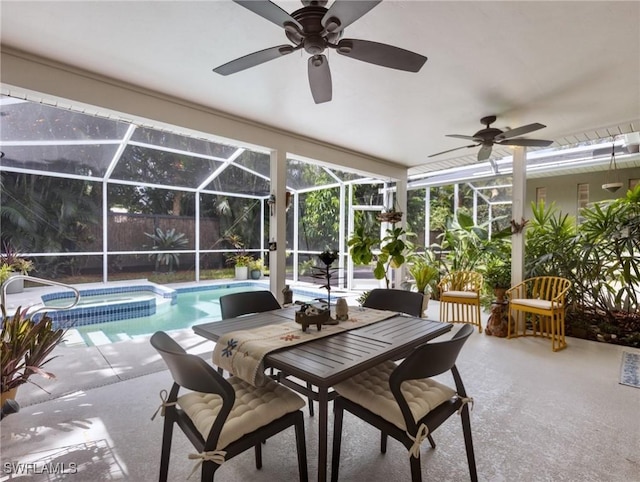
[83,213,221,251]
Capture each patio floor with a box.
[1,299,639,481]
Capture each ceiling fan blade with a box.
[233,0,301,29]
[428,144,478,158]
[213,45,297,75]
[308,54,332,104]
[446,134,478,141]
[477,144,493,161]
[322,0,381,34]
[495,122,546,140]
[336,39,427,72]
[499,138,553,147]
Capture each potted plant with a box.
[1,306,67,405]
[408,251,440,315]
[224,234,253,280]
[1,243,34,294]
[348,225,414,289]
[249,258,264,280]
[483,257,511,302]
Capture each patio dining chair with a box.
[150,331,308,482]
[438,271,484,332]
[362,288,425,318]
[219,290,281,319]
[506,276,571,351]
[331,324,477,482]
[219,290,316,416]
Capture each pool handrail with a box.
[1,275,81,316]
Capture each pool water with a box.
[64,284,316,347]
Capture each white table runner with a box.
[212,307,395,386]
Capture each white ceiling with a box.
[1,1,639,177]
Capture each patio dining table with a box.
[193,305,452,482]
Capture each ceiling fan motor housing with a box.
[286,6,342,54]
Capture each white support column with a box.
[269,149,287,303]
[338,183,346,289]
[102,180,108,283]
[195,191,200,282]
[394,178,408,288]
[292,192,299,283]
[511,146,527,286]
[424,187,431,246]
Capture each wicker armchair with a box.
[506,276,571,351]
[437,271,483,332]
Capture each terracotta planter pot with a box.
[1,387,18,406]
[493,288,507,303]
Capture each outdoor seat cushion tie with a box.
[150,389,177,421]
[187,451,227,479]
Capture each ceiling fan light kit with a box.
[429,115,553,162]
[213,0,427,104]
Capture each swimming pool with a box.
[50,282,320,347]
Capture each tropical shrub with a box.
[525,187,640,346]
[144,228,188,273]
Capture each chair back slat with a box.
[390,324,474,384]
[362,288,424,317]
[150,331,234,399]
[220,290,281,319]
[439,271,483,293]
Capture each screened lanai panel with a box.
[234,150,270,177]
[298,188,340,251]
[287,160,340,190]
[1,144,119,177]
[0,172,103,254]
[130,127,238,159]
[202,164,270,195]
[112,145,222,188]
[470,177,513,203]
[0,96,129,141]
[329,169,365,183]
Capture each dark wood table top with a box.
[193,309,452,387]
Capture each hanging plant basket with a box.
[376,210,403,224]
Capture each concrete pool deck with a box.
[1,278,364,406]
[2,300,639,482]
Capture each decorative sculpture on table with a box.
[295,249,339,332]
[312,249,339,309]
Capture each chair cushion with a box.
[178,376,305,449]
[511,298,554,310]
[442,290,478,299]
[334,360,456,430]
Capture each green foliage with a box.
[1,306,67,393]
[347,226,376,266]
[525,188,640,345]
[348,224,414,289]
[223,234,254,268]
[408,251,440,294]
[144,228,188,273]
[525,200,578,277]
[1,173,100,277]
[483,257,511,289]
[433,211,511,273]
[300,186,340,250]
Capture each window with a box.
[536,187,547,204]
[630,179,639,190]
[577,183,589,223]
